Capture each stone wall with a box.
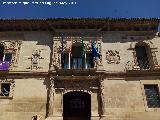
[0,78,48,120]
[102,32,160,72]
[0,30,160,120]
[104,78,160,120]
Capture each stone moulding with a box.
[55,76,99,81]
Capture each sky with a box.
[0,0,160,19]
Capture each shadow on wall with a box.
[22,31,54,70]
[102,31,157,43]
[0,31,54,69]
[42,77,50,118]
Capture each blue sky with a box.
[0,0,160,18]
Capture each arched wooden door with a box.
[63,91,91,120]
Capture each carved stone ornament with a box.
[54,79,99,92]
[52,41,61,68]
[106,50,120,64]
[27,49,44,70]
[125,61,134,71]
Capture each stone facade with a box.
[0,19,160,120]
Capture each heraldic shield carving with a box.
[106,50,120,64]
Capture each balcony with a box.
[0,61,11,71]
[125,58,160,74]
[0,44,12,71]
[136,57,151,70]
[126,60,150,71]
[50,50,97,76]
[52,38,103,75]
[126,44,160,72]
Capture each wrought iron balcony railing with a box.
[136,57,151,70]
[62,63,94,69]
[125,58,152,71]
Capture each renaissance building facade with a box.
[0,18,160,120]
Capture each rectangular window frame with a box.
[144,84,160,108]
[0,79,14,99]
[140,80,160,112]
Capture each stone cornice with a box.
[0,18,159,31]
[1,69,160,79]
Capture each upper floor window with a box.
[135,45,150,69]
[0,45,4,61]
[144,85,160,108]
[61,46,94,69]
[71,46,83,69]
[0,45,12,71]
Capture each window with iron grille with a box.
[0,83,11,97]
[144,85,160,108]
[135,46,150,69]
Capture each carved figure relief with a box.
[53,41,61,69]
[106,50,120,64]
[125,61,134,71]
[27,50,44,70]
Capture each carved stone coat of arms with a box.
[106,50,120,64]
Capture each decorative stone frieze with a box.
[54,79,99,90]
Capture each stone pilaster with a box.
[99,78,105,117]
[47,77,55,117]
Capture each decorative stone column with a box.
[100,79,105,115]
[99,77,106,120]
[47,77,55,117]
